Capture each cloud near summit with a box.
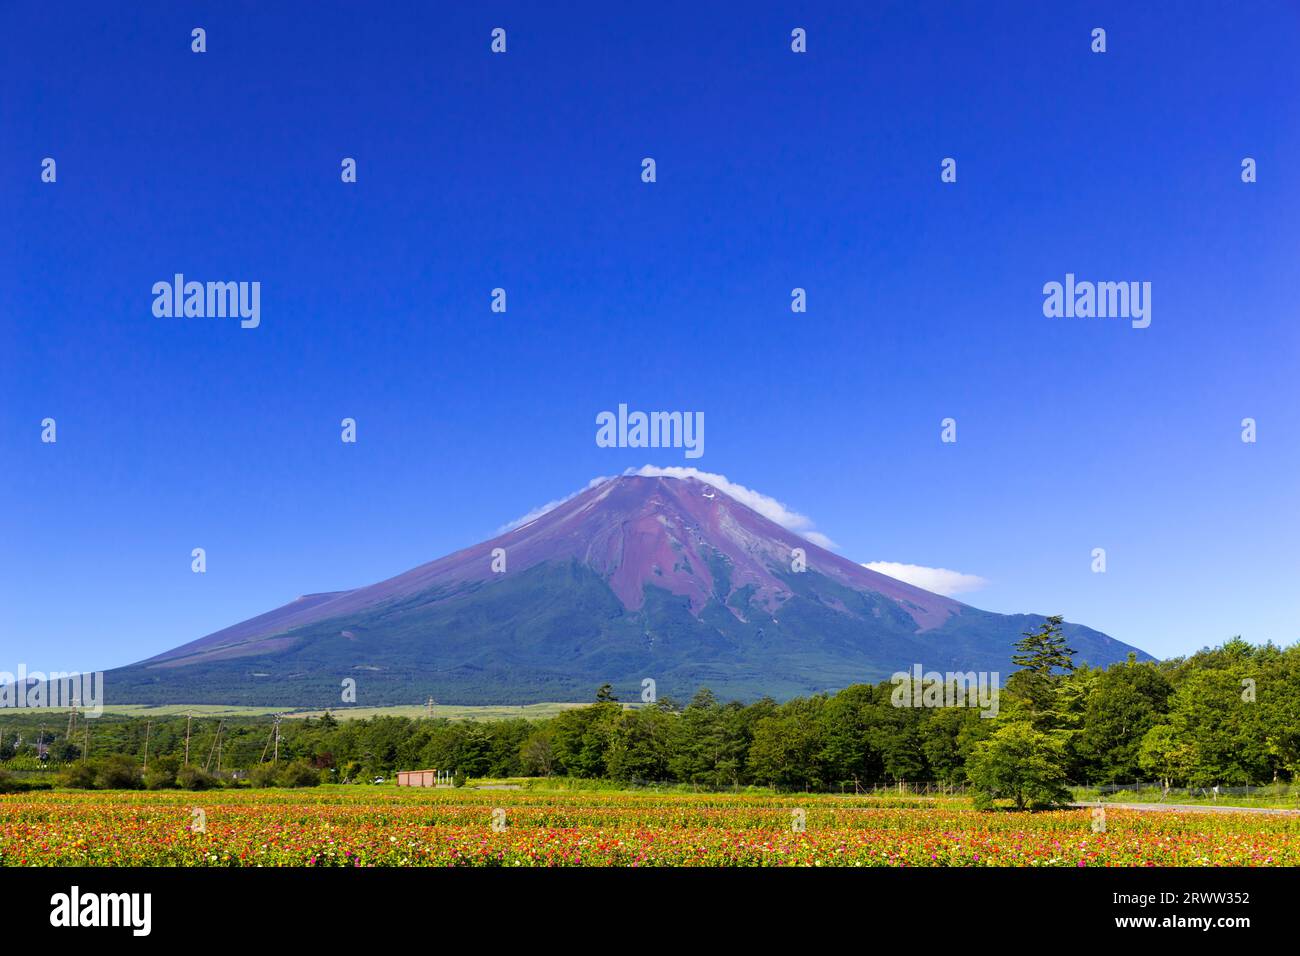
[631,466,837,549]
[862,562,989,597]
[500,469,988,597]
[499,466,837,549]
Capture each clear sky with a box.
[2,1,1297,674]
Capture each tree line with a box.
[3,622,1297,805]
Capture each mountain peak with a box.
[110,472,1152,705]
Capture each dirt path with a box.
[1073,801,1300,816]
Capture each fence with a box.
[847,780,969,796]
[1082,780,1298,802]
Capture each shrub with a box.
[249,762,281,788]
[93,755,143,790]
[61,763,97,789]
[176,765,219,791]
[143,756,180,790]
[0,770,51,794]
[277,759,322,788]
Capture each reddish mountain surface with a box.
[110,474,1149,705]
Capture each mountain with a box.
[102,474,1152,705]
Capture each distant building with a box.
[396,769,438,787]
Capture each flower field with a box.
[3,788,1298,867]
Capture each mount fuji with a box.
[102,474,1151,705]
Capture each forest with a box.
[2,623,1296,795]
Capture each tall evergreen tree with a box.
[1007,615,1077,730]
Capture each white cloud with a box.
[504,472,989,598]
[862,561,988,596]
[498,476,611,533]
[501,466,837,548]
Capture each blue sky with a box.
[2,1,1297,673]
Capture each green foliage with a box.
[748,696,827,790]
[1006,615,1076,730]
[57,754,143,790]
[967,722,1072,810]
[176,764,219,790]
[0,771,51,793]
[144,755,180,790]
[4,634,1298,794]
[1137,724,1190,785]
[249,762,281,788]
[1072,659,1172,781]
[276,759,322,788]
[519,726,558,776]
[61,762,97,789]
[667,689,757,788]
[93,755,142,790]
[604,705,674,782]
[1147,669,1269,785]
[919,706,992,784]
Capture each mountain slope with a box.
[102,475,1151,704]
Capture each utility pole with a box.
[205,721,223,773]
[143,721,151,773]
[184,713,193,766]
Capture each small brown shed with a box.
[396,769,438,787]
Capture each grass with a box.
[24,702,587,721]
[1072,783,1300,809]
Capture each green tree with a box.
[1262,651,1300,779]
[1157,668,1268,785]
[144,755,181,790]
[1137,723,1190,788]
[1073,659,1171,782]
[605,706,673,783]
[277,759,322,788]
[747,697,826,790]
[93,754,142,790]
[815,685,882,785]
[249,762,281,788]
[668,689,754,788]
[920,706,991,784]
[176,764,219,790]
[62,762,97,789]
[967,722,1072,810]
[520,726,558,776]
[1007,615,1076,730]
